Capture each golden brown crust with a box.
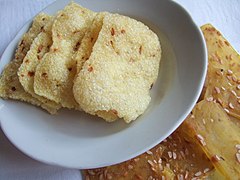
[84,126,213,179]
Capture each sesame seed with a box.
[227,75,232,81]
[210,118,214,123]
[231,90,237,96]
[236,144,240,150]
[214,87,220,94]
[161,175,165,180]
[166,163,170,168]
[158,158,162,164]
[216,98,223,105]
[221,86,226,91]
[151,167,157,172]
[236,153,240,163]
[203,168,210,173]
[196,134,204,140]
[168,151,173,158]
[237,85,240,90]
[206,96,213,101]
[202,119,206,124]
[211,155,221,162]
[128,165,133,170]
[153,160,157,164]
[195,171,202,177]
[180,151,185,159]
[146,150,153,155]
[173,152,177,159]
[224,108,230,113]
[232,76,238,82]
[134,158,140,162]
[185,171,189,179]
[227,69,233,75]
[196,134,206,146]
[87,170,95,175]
[216,71,222,76]
[148,176,153,180]
[228,82,233,86]
[159,163,163,171]
[148,160,155,167]
[229,103,234,109]
[191,114,195,118]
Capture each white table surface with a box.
[0,0,239,179]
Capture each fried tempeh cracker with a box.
[202,24,240,119]
[0,13,59,114]
[183,100,240,179]
[84,125,214,179]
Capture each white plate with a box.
[0,0,207,169]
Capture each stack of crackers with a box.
[1,2,239,179]
[0,2,161,123]
[84,25,240,179]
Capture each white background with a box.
[0,0,239,179]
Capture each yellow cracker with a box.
[201,24,240,119]
[73,13,161,123]
[34,2,96,109]
[0,13,59,114]
[17,17,61,111]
